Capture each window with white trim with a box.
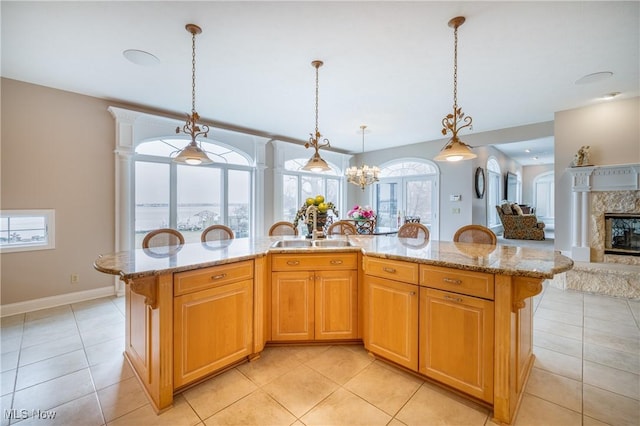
[0,210,55,253]
[373,159,439,237]
[134,138,254,246]
[281,159,342,231]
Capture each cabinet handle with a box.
[330,259,343,265]
[444,295,463,303]
[286,260,300,266]
[409,291,416,296]
[211,273,227,280]
[383,267,396,274]
[443,278,462,285]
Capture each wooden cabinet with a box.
[363,257,419,370]
[419,265,494,403]
[271,253,358,341]
[418,287,494,402]
[173,261,254,388]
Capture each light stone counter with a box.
[94,235,573,280]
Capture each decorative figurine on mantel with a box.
[571,145,592,167]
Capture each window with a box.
[0,210,55,253]
[487,158,501,228]
[134,138,254,246]
[373,159,439,237]
[281,159,342,232]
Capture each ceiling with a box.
[2,1,638,160]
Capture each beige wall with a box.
[1,78,115,304]
[554,97,640,254]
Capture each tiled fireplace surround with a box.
[564,163,640,299]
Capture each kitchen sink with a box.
[270,239,355,248]
[271,240,313,248]
[312,240,354,247]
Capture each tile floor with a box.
[1,284,638,426]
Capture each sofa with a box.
[496,203,546,240]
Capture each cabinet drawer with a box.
[420,265,494,300]
[364,257,419,284]
[271,253,357,271]
[174,260,254,296]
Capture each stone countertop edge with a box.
[94,236,573,281]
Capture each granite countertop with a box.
[94,235,573,280]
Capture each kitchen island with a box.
[94,235,573,425]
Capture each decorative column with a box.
[253,138,270,236]
[108,107,141,295]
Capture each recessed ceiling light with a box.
[575,71,613,85]
[601,92,621,100]
[123,49,160,66]
[524,149,531,153]
[533,156,539,160]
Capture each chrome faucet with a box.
[305,205,322,240]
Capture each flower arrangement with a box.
[347,205,375,220]
[292,195,339,228]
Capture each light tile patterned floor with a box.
[1,285,638,425]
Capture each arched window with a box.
[486,158,502,228]
[373,159,439,239]
[133,137,255,246]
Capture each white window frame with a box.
[0,209,55,253]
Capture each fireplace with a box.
[605,213,640,256]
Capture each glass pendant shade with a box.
[173,140,214,165]
[302,151,331,172]
[433,136,477,162]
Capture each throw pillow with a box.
[500,203,513,215]
[512,204,524,215]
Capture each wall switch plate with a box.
[450,194,461,201]
[451,208,461,214]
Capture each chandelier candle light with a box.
[301,60,331,172]
[433,16,477,162]
[173,24,213,165]
[346,125,380,191]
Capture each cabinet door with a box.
[364,275,418,370]
[174,279,253,388]
[315,270,358,340]
[271,271,314,341]
[419,287,494,403]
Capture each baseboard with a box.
[1,286,117,317]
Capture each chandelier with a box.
[301,60,331,172]
[173,24,213,165]
[433,16,477,162]
[346,125,380,191]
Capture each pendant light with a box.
[301,60,331,172]
[434,16,477,162]
[173,24,213,165]
[346,125,380,191]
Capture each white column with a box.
[108,107,140,296]
[253,138,269,237]
[580,192,589,247]
[572,191,580,248]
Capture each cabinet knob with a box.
[330,259,343,265]
[286,260,300,266]
[409,291,416,296]
[211,273,227,280]
[443,278,462,285]
[383,267,396,274]
[444,295,463,303]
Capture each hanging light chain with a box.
[315,63,320,137]
[191,29,197,115]
[453,22,458,110]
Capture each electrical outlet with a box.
[451,208,461,214]
[70,274,79,284]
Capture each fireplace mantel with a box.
[567,163,640,261]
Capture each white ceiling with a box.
[2,1,638,159]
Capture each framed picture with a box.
[475,167,485,199]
